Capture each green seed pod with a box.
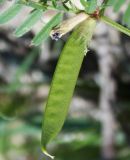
[41,17,96,159]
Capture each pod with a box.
[41,17,96,158]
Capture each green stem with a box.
[101,16,130,37]
[17,1,77,13]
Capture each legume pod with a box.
[41,17,96,159]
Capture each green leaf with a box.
[0,4,23,24]
[122,4,130,27]
[106,0,116,6]
[0,0,4,4]
[113,0,124,12]
[32,13,63,46]
[80,0,88,9]
[87,0,97,14]
[41,17,96,158]
[80,0,97,14]
[52,0,57,7]
[15,10,43,37]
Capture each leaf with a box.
[113,0,124,12]
[15,10,43,37]
[80,0,97,14]
[80,0,88,9]
[0,4,23,24]
[122,4,130,27]
[32,13,63,46]
[41,17,96,158]
[106,0,116,6]
[52,0,57,7]
[0,0,4,4]
[87,0,97,14]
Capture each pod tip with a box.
[42,148,55,159]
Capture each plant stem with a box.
[17,1,77,13]
[101,16,130,37]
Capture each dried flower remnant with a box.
[50,12,89,40]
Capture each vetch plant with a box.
[0,0,130,159]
